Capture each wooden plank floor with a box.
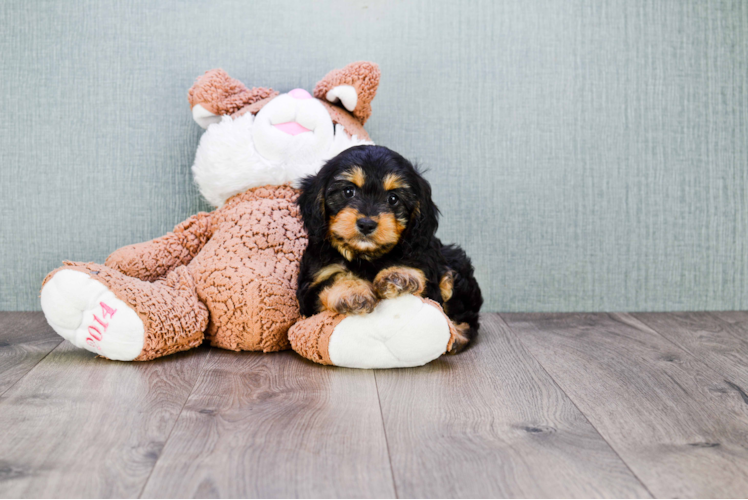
[1,311,747,498]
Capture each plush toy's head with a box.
[188,62,380,207]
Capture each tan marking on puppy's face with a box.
[373,266,426,299]
[312,264,348,287]
[318,272,377,315]
[340,166,365,187]
[328,207,362,260]
[328,208,406,261]
[328,207,360,241]
[368,213,407,255]
[383,172,409,191]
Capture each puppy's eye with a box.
[343,187,356,199]
[387,193,400,206]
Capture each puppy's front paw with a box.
[320,278,378,315]
[333,291,378,315]
[374,267,426,299]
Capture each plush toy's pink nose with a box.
[289,88,312,99]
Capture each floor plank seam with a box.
[137,349,213,499]
[373,371,400,499]
[630,312,748,410]
[496,313,657,499]
[627,313,701,361]
[0,338,63,398]
[706,311,748,345]
[625,312,748,389]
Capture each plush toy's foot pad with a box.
[41,269,144,361]
[289,295,455,369]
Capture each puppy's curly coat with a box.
[297,145,483,351]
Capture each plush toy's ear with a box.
[188,69,278,129]
[313,62,380,125]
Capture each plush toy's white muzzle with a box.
[252,90,335,163]
[191,89,372,207]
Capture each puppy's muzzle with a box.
[356,217,378,236]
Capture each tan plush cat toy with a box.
[40,62,456,369]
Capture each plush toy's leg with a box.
[41,262,208,361]
[288,295,456,369]
[198,271,297,353]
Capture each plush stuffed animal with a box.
[40,62,456,368]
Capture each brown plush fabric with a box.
[421,297,458,353]
[44,184,307,360]
[232,96,277,118]
[188,69,278,115]
[287,312,344,366]
[185,185,306,352]
[43,262,208,361]
[106,212,214,282]
[314,61,380,125]
[317,100,371,141]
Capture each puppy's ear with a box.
[297,173,329,244]
[405,172,440,250]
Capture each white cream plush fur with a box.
[192,96,371,207]
[328,295,453,369]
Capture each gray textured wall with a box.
[2,0,747,312]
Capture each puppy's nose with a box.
[356,218,378,236]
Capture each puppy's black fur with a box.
[297,145,483,349]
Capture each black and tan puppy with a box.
[296,145,483,351]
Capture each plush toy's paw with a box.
[289,295,455,369]
[447,322,472,354]
[41,269,144,361]
[373,266,426,299]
